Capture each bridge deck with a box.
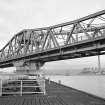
[0,80,105,105]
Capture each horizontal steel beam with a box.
[1,10,105,51]
[31,10,105,30]
[0,35,105,68]
[0,10,105,68]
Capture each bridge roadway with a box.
[0,10,105,68]
[0,80,105,105]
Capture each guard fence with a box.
[0,78,46,96]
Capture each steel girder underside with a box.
[0,10,105,68]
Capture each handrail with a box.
[0,79,46,96]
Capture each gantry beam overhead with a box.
[0,10,105,68]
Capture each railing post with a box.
[48,78,50,84]
[43,79,46,95]
[20,80,22,96]
[0,80,2,96]
[58,80,61,84]
[98,54,101,73]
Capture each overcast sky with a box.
[0,0,105,72]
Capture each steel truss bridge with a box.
[0,10,105,71]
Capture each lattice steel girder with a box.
[0,34,105,68]
[48,10,105,29]
[0,10,105,66]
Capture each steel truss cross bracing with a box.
[0,10,105,68]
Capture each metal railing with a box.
[0,78,46,96]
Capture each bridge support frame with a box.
[13,61,44,75]
[13,61,46,95]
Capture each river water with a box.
[0,74,105,99]
[46,75,105,99]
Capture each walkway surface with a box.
[0,80,105,105]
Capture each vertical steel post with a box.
[20,80,22,96]
[43,79,46,95]
[98,54,101,73]
[0,80,2,96]
[48,78,50,84]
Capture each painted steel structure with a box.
[0,10,105,68]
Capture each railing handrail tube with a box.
[0,78,46,96]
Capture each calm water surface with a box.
[46,75,105,99]
[0,74,105,99]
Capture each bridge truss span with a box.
[0,10,105,68]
